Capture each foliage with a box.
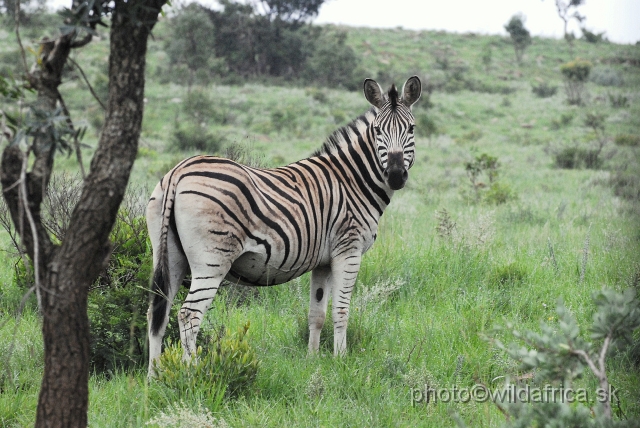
[561,58,592,105]
[172,121,225,153]
[581,27,606,44]
[480,42,492,71]
[608,93,629,109]
[614,134,640,147]
[504,14,532,64]
[0,0,46,24]
[531,81,558,98]
[492,289,640,422]
[488,262,527,287]
[303,29,362,90]
[165,4,224,87]
[590,67,624,87]
[146,401,230,428]
[154,321,259,401]
[550,111,575,130]
[206,0,318,79]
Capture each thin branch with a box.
[55,88,86,179]
[14,0,29,75]
[69,32,93,49]
[67,56,106,110]
[18,152,42,309]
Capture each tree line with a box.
[164,0,363,90]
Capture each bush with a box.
[531,82,558,98]
[614,134,640,147]
[581,27,606,43]
[3,176,172,373]
[554,146,602,169]
[414,111,438,138]
[484,182,515,205]
[608,93,629,108]
[488,262,527,288]
[154,321,259,401]
[590,67,624,87]
[610,171,640,203]
[550,112,575,130]
[303,29,362,90]
[561,58,592,105]
[172,123,225,153]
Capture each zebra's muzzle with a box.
[384,151,408,190]
[384,165,408,190]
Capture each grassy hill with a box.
[1,13,640,427]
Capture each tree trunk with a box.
[1,0,165,426]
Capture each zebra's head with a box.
[364,76,422,191]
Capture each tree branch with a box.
[67,56,106,110]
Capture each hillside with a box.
[1,13,640,427]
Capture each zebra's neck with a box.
[307,108,392,215]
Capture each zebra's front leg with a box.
[331,251,362,356]
[308,265,332,353]
[178,270,225,360]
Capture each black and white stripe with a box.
[146,77,422,374]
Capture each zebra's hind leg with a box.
[308,265,332,354]
[178,263,229,360]
[331,250,362,356]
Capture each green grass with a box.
[1,15,640,427]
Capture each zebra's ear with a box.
[363,78,385,109]
[401,76,422,108]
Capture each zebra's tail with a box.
[150,259,168,336]
[149,172,178,336]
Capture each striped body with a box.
[147,77,422,375]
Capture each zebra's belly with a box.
[225,252,303,286]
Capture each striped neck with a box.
[308,108,393,214]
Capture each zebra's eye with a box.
[374,126,381,135]
[408,125,415,134]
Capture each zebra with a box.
[146,76,422,375]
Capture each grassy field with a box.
[1,14,640,427]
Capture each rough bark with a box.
[0,0,165,425]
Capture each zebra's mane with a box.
[312,108,377,157]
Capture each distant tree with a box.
[545,0,585,55]
[166,3,220,88]
[254,0,325,25]
[206,0,326,78]
[0,0,45,24]
[303,29,362,90]
[504,14,532,64]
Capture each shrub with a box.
[608,93,629,108]
[490,289,640,423]
[3,176,172,373]
[553,146,602,169]
[560,58,592,105]
[484,182,515,205]
[550,112,575,130]
[531,82,558,98]
[614,134,640,147]
[172,123,225,153]
[488,262,527,288]
[414,111,438,138]
[590,67,624,87]
[581,27,606,43]
[154,321,259,401]
[303,29,362,90]
[610,171,640,203]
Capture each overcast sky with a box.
[46,0,640,45]
[314,0,640,44]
